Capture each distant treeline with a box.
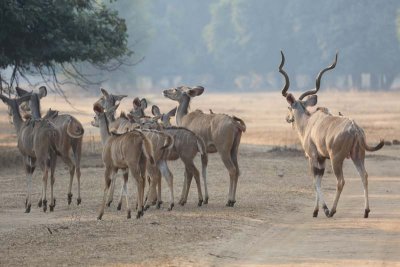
[101,0,400,92]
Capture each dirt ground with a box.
[0,91,399,266]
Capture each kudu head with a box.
[15,86,46,119]
[0,93,33,119]
[151,105,177,128]
[163,86,204,102]
[96,88,127,111]
[91,103,120,127]
[129,97,147,118]
[279,51,338,124]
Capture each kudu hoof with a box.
[226,200,236,207]
[106,200,112,207]
[117,202,122,211]
[328,210,336,218]
[42,200,48,212]
[156,201,162,209]
[198,199,203,207]
[25,204,31,213]
[144,205,150,211]
[67,193,73,205]
[77,198,81,205]
[38,199,43,208]
[204,197,209,205]
[322,205,330,217]
[179,199,186,206]
[313,210,318,218]
[49,199,56,212]
[136,210,144,219]
[364,208,370,218]
[168,203,174,211]
[127,210,131,219]
[97,213,103,220]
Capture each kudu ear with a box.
[113,94,127,102]
[187,86,204,97]
[38,86,47,98]
[140,98,148,109]
[93,103,104,114]
[303,95,318,107]
[100,88,109,98]
[286,93,295,105]
[15,87,30,97]
[167,107,177,117]
[16,93,33,106]
[151,105,161,116]
[132,97,141,108]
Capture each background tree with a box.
[0,0,130,96]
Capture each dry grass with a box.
[1,90,398,148]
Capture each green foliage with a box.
[0,0,129,90]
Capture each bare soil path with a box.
[205,147,400,267]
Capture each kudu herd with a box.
[0,51,387,221]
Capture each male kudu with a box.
[278,51,384,218]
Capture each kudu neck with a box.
[30,94,41,119]
[11,107,24,133]
[293,109,310,141]
[97,114,111,146]
[176,95,190,126]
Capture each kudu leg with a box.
[117,170,129,210]
[330,159,345,218]
[144,167,160,210]
[179,174,188,205]
[186,162,203,207]
[49,170,56,212]
[352,158,370,218]
[313,170,329,217]
[180,169,193,206]
[121,173,131,219]
[72,139,82,205]
[159,161,175,211]
[24,157,35,213]
[221,155,238,207]
[106,170,119,207]
[41,168,49,212]
[310,157,328,217]
[62,155,75,206]
[98,168,113,220]
[130,168,144,219]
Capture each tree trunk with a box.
[382,73,395,90]
[352,73,362,90]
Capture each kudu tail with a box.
[361,138,384,152]
[357,128,384,152]
[140,133,155,165]
[232,116,246,132]
[66,117,84,139]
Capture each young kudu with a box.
[94,88,208,208]
[0,94,59,213]
[278,51,384,218]
[94,103,154,219]
[150,105,208,206]
[163,86,246,206]
[16,87,85,205]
